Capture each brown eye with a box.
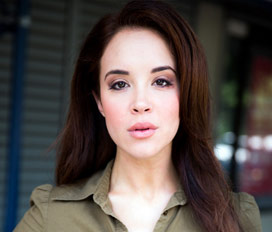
[154,78,172,87]
[110,81,129,90]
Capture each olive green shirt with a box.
[14,161,262,232]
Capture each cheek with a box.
[158,92,180,120]
[160,93,180,142]
[100,94,128,130]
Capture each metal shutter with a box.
[0,32,13,230]
[17,0,67,221]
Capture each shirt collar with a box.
[51,160,187,209]
[51,160,114,201]
[165,189,187,210]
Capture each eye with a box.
[110,81,129,90]
[153,78,173,87]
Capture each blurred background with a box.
[0,0,272,231]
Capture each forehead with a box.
[100,27,175,71]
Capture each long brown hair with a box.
[56,1,241,231]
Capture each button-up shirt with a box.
[14,161,262,232]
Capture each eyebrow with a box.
[105,70,129,80]
[104,65,176,80]
[151,66,176,74]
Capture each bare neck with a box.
[110,149,179,199]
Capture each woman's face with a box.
[96,28,180,160]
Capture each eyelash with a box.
[109,78,173,90]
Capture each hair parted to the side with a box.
[55,1,242,231]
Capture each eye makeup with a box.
[152,78,173,87]
[109,80,130,90]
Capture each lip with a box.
[128,122,158,139]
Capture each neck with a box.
[110,148,179,199]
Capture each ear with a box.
[92,91,105,117]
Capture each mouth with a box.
[128,122,158,139]
[135,128,150,131]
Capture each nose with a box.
[130,91,152,114]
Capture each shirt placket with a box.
[153,207,177,232]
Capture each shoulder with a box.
[14,180,93,232]
[14,163,113,232]
[31,184,53,204]
[232,192,262,232]
[14,184,53,232]
[14,170,107,232]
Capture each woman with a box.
[14,1,262,231]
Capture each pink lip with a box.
[128,122,158,139]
